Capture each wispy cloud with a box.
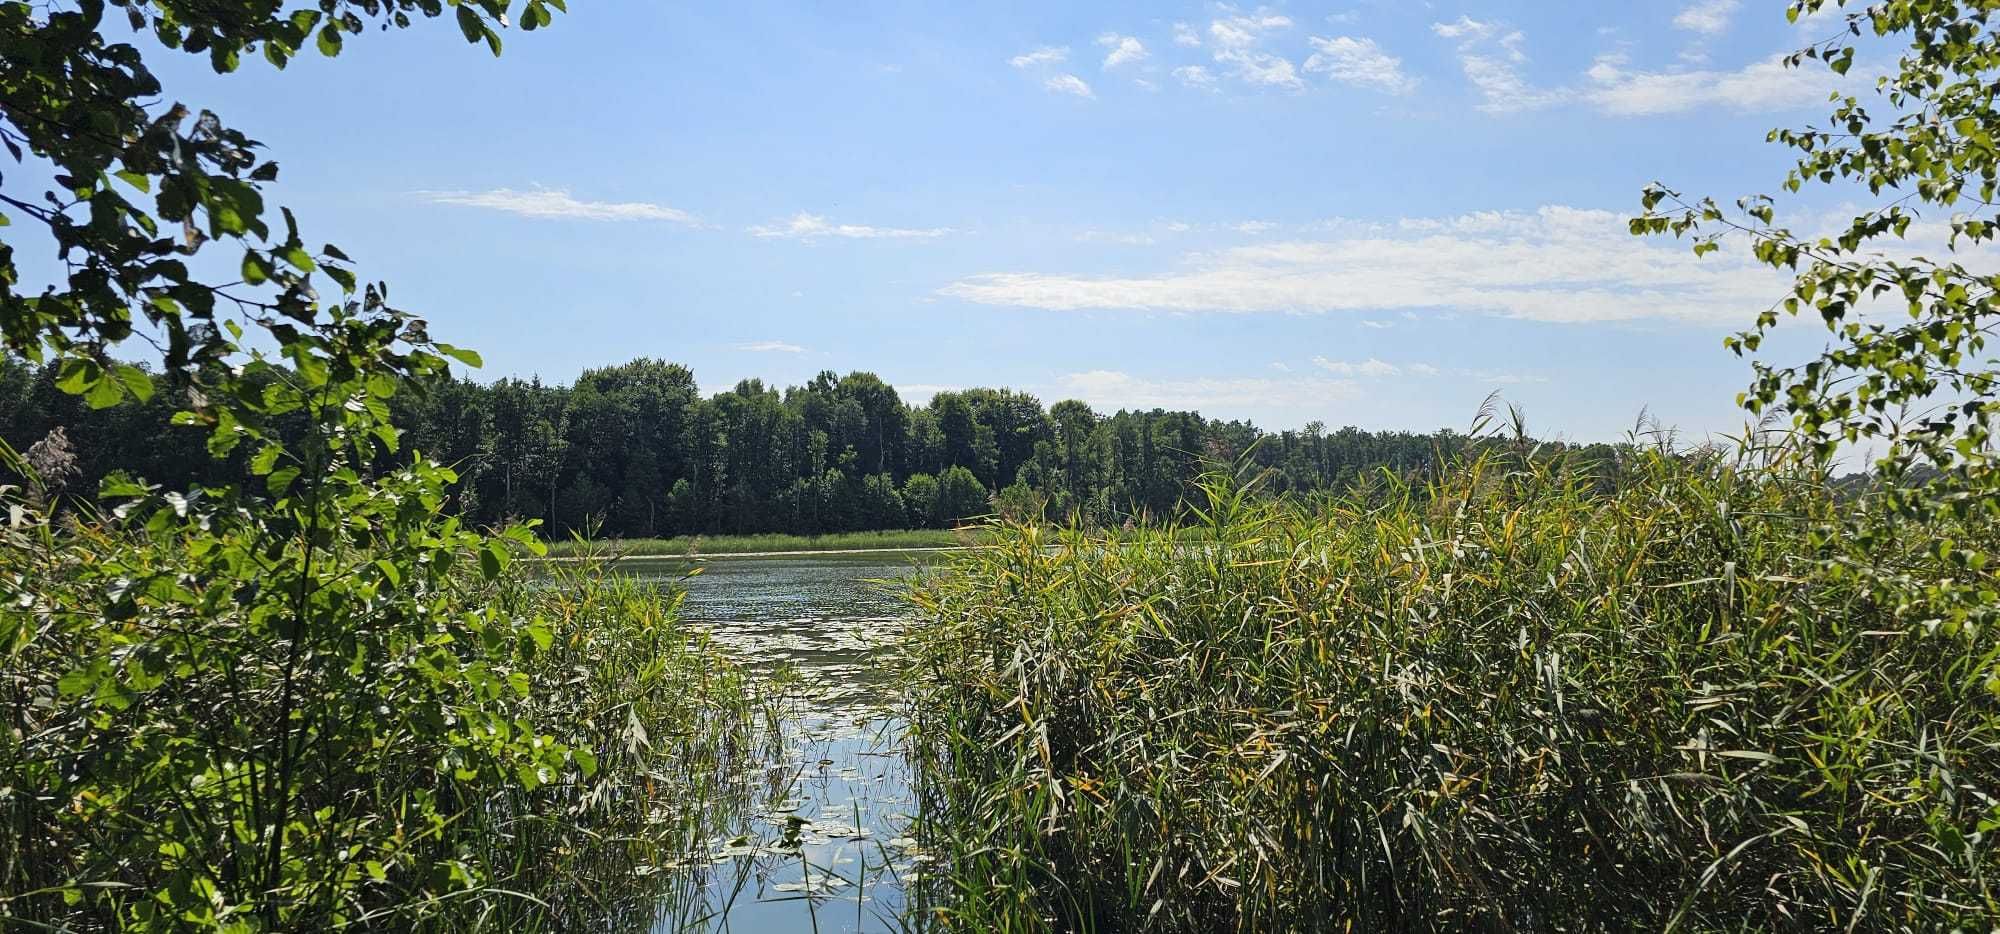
[1174,64,1218,90]
[1009,45,1069,68]
[940,205,1791,326]
[1172,21,1202,47]
[1584,54,1843,115]
[1429,11,1836,117]
[1076,229,1158,246]
[749,212,955,241]
[1674,0,1740,35]
[420,187,700,224]
[1430,15,1497,43]
[1053,369,1359,412]
[1207,7,1304,91]
[734,340,807,354]
[1097,33,1148,69]
[1045,73,1096,98]
[1312,356,1404,377]
[1303,35,1417,94]
[1431,19,1564,113]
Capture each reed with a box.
[901,440,2000,931]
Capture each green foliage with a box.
[0,3,778,931]
[933,464,989,526]
[0,461,758,930]
[4,358,1628,541]
[901,473,941,529]
[0,0,558,419]
[904,447,2000,931]
[1636,1,2000,676]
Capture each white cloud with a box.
[1430,15,1497,42]
[1269,361,1292,372]
[1459,51,1567,113]
[1203,7,1304,91]
[1231,220,1278,234]
[420,187,700,224]
[1097,33,1148,69]
[1174,64,1218,89]
[734,340,807,354]
[939,205,1793,326]
[1053,369,1359,413]
[1313,356,1403,377]
[1360,319,1393,329]
[1429,17,1569,113]
[1429,14,1840,118]
[1407,363,1441,377]
[1172,22,1202,47]
[1304,35,1417,94]
[1430,20,1565,113]
[1045,73,1096,98]
[1216,48,1303,90]
[749,212,955,240]
[1674,0,1740,35]
[1584,55,1842,115]
[1077,230,1158,245]
[1010,46,1069,68]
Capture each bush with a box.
[0,451,757,931]
[903,445,2000,931]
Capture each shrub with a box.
[0,448,757,931]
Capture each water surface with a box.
[623,553,935,933]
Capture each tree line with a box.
[0,356,1622,539]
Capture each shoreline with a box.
[529,544,975,563]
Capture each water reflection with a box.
[621,553,934,933]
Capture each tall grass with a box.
[901,441,2000,931]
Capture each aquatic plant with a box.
[902,439,2000,931]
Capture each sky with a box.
[58,0,1909,442]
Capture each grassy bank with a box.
[902,446,2000,931]
[544,527,990,558]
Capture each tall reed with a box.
[901,441,2000,931]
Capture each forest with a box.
[0,356,1620,538]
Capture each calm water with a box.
[621,553,937,933]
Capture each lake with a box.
[617,552,939,933]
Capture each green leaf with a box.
[436,344,483,368]
[267,467,300,497]
[456,6,484,43]
[479,541,506,580]
[56,667,96,697]
[54,359,96,395]
[241,251,270,286]
[112,364,154,402]
[250,444,282,476]
[99,473,151,499]
[317,24,343,57]
[84,373,125,409]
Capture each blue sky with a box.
[114,0,1889,441]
